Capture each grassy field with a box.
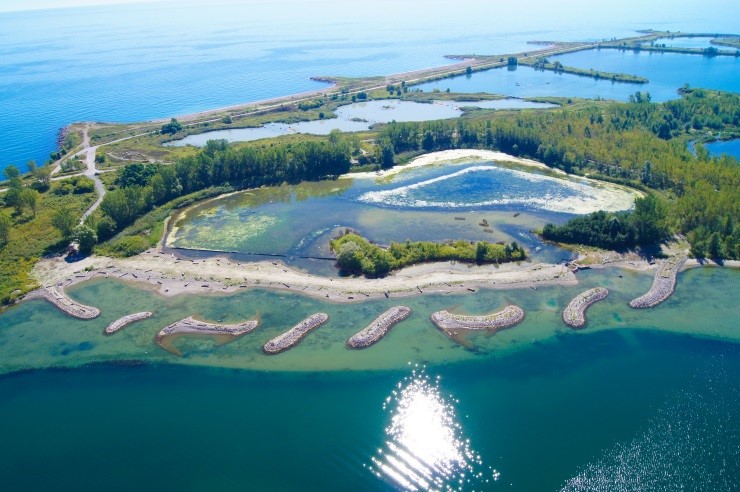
[0,185,96,304]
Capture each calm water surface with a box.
[706,138,740,160]
[416,49,740,102]
[2,0,739,170]
[167,99,555,147]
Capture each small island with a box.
[263,313,329,355]
[156,315,259,356]
[431,305,525,337]
[347,306,411,349]
[105,311,153,335]
[331,232,525,277]
[562,287,609,328]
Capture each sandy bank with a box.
[347,149,564,180]
[263,313,329,354]
[562,287,608,328]
[347,306,411,349]
[25,286,100,319]
[105,311,153,335]
[31,251,577,305]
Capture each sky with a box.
[0,0,172,12]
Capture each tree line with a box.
[375,89,740,259]
[331,232,525,277]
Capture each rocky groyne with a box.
[26,286,100,319]
[629,256,686,309]
[347,306,411,349]
[263,313,329,355]
[431,305,525,333]
[562,287,608,328]
[156,315,259,355]
[105,311,154,335]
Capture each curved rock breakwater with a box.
[26,286,100,319]
[263,313,329,355]
[562,287,608,328]
[105,311,154,335]
[347,306,411,349]
[431,305,525,334]
[629,255,687,309]
[156,315,259,355]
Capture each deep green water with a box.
[0,325,737,491]
[0,262,738,490]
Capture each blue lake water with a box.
[416,49,740,102]
[167,99,555,147]
[2,0,740,172]
[706,138,740,160]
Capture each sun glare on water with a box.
[370,367,499,491]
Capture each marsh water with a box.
[165,158,640,273]
[166,99,555,147]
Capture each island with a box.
[156,315,259,355]
[347,306,411,349]
[263,313,329,355]
[562,287,609,328]
[105,311,153,335]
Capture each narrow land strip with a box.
[562,287,609,328]
[263,313,329,354]
[347,306,411,349]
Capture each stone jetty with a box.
[562,287,608,328]
[263,313,329,355]
[629,255,686,309]
[431,305,525,333]
[27,286,100,319]
[156,316,259,340]
[347,306,411,349]
[105,311,153,335]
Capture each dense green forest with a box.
[541,195,668,250]
[330,232,525,277]
[377,89,740,258]
[92,138,352,246]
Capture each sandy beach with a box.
[31,249,577,307]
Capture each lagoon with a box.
[416,49,740,102]
[166,99,555,147]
